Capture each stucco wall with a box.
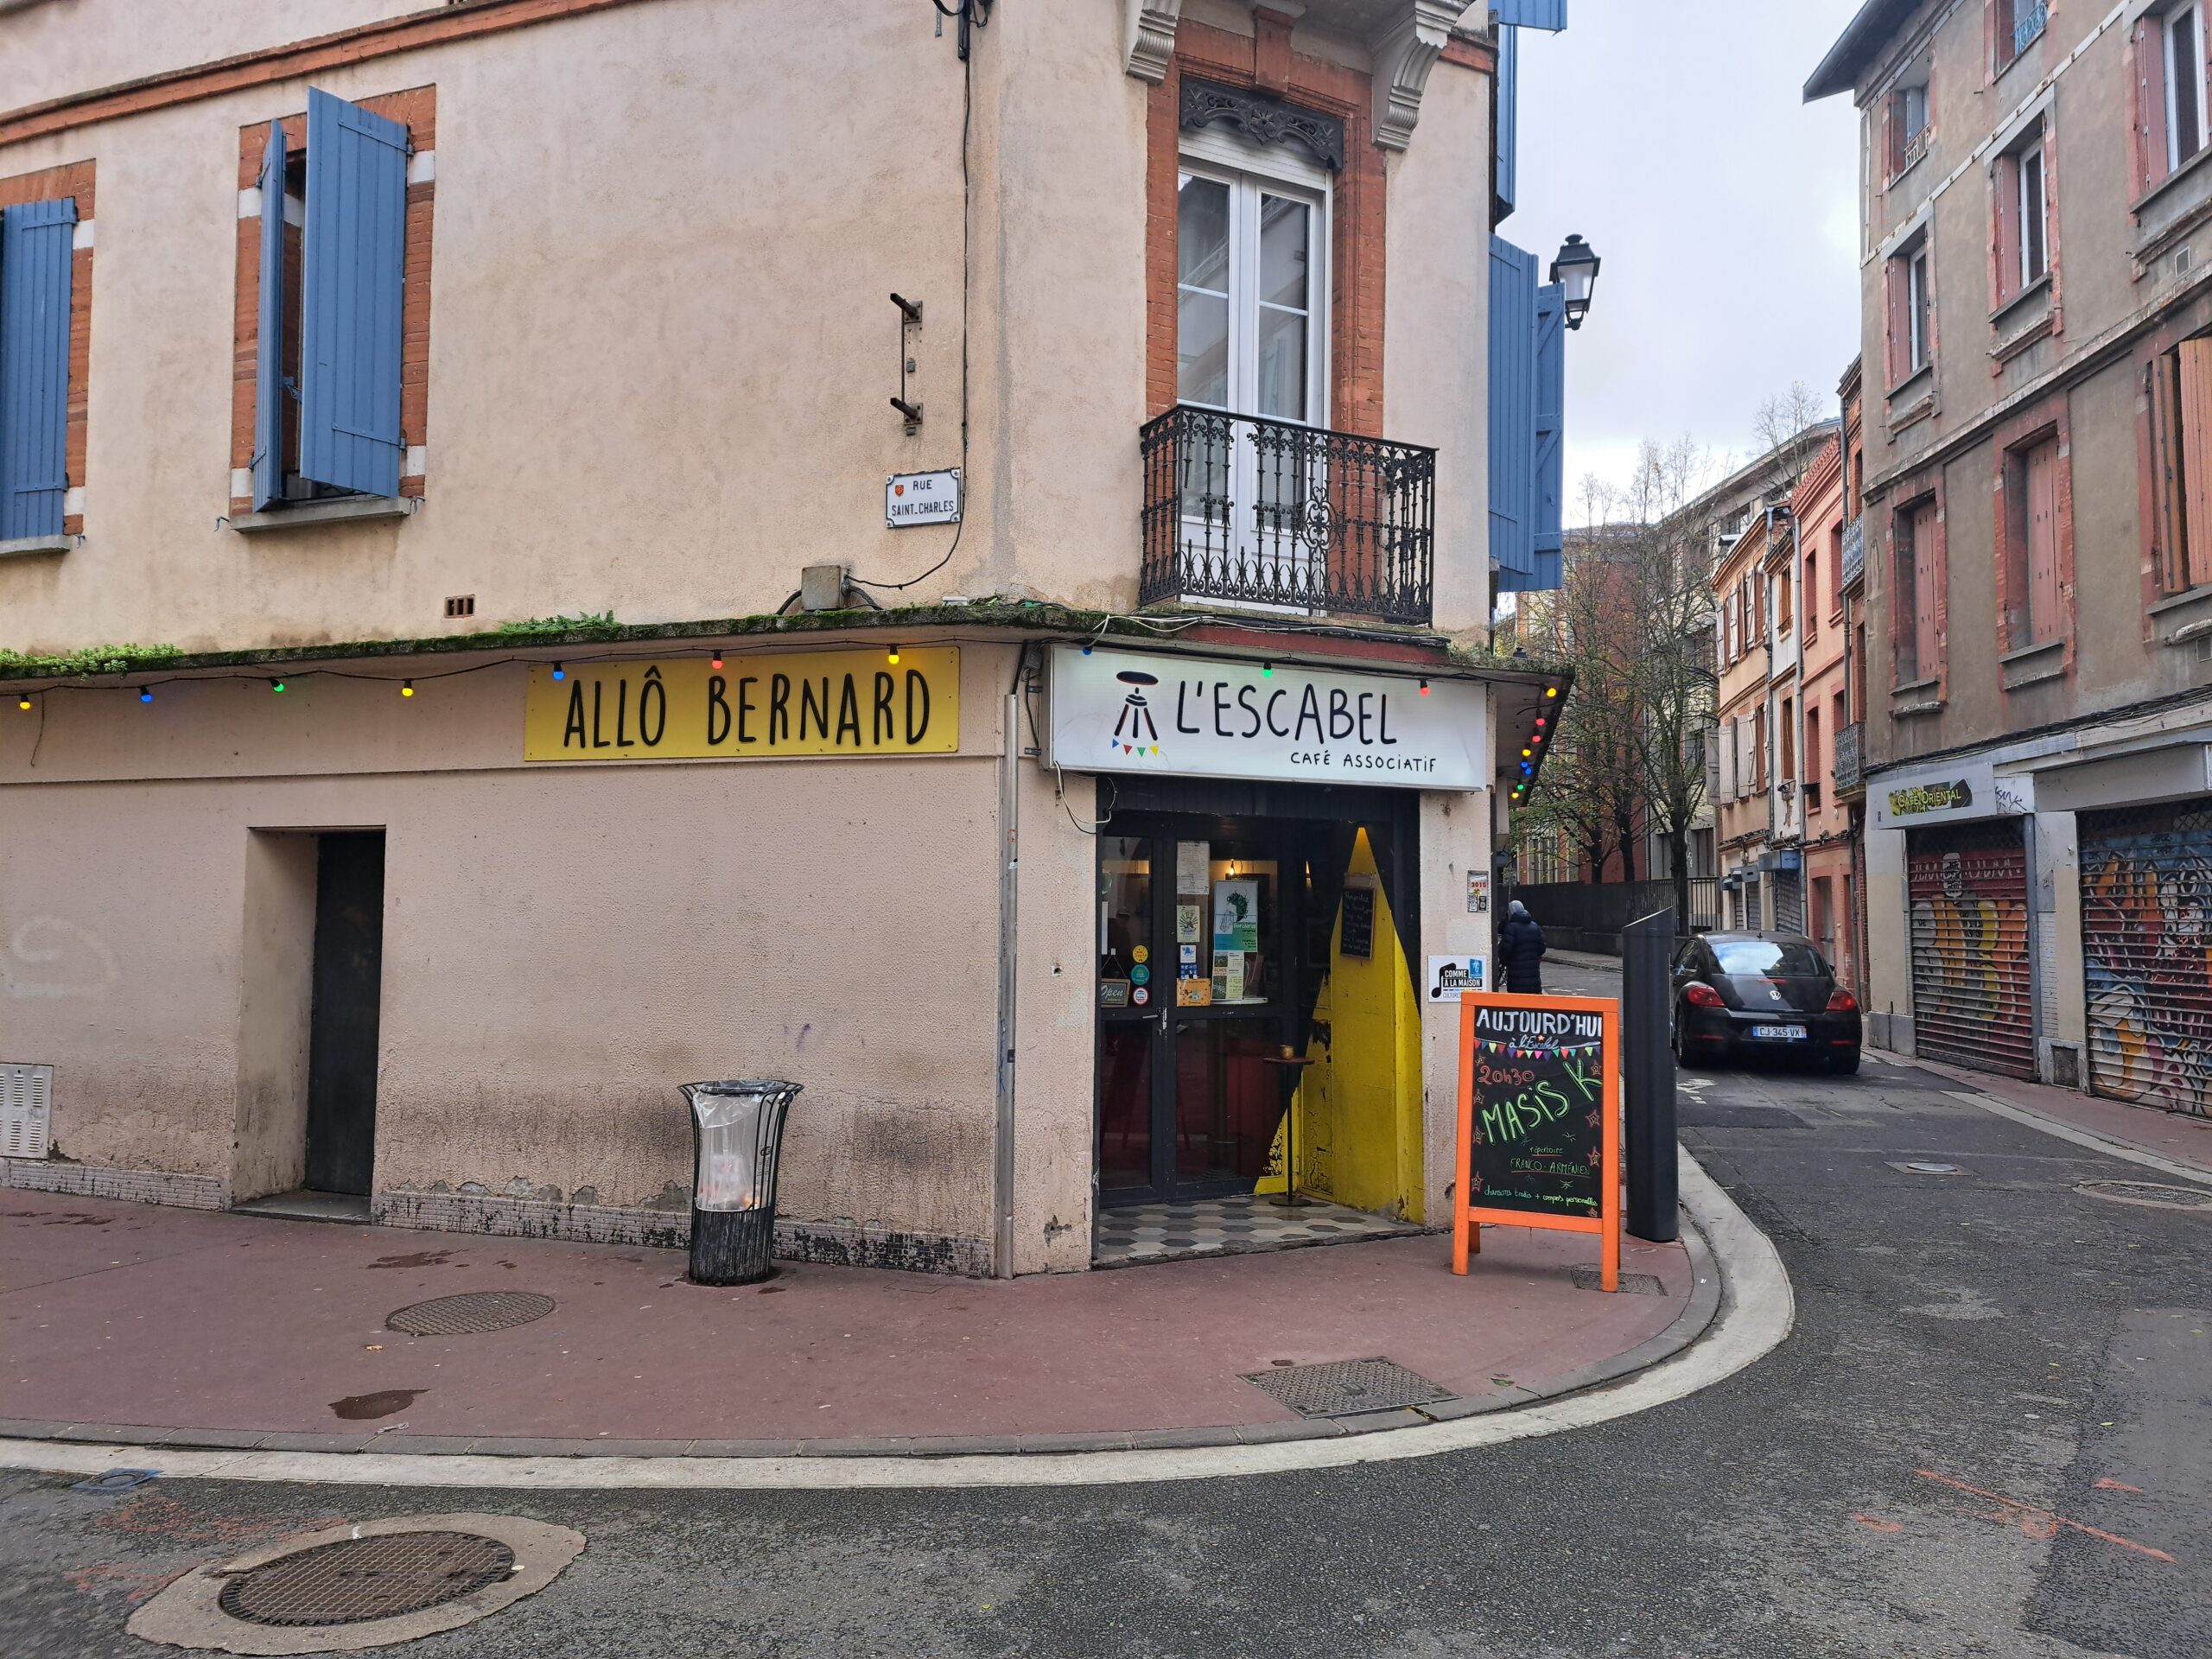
[3,0,1493,658]
[1,0,980,655]
[0,639,1036,1262]
[1384,54,1491,637]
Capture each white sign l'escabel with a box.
[1047,645,1489,790]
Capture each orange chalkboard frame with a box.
[1452,990,1621,1291]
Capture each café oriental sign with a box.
[1047,645,1488,791]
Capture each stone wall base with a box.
[0,1162,994,1276]
[1,1160,230,1210]
[370,1187,994,1277]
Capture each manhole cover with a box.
[2076,1179,2212,1211]
[1240,1357,1453,1418]
[386,1291,555,1336]
[1889,1160,1964,1175]
[1572,1267,1667,1294]
[216,1531,515,1627]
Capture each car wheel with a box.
[1828,1051,1861,1077]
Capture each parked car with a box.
[1670,932,1862,1074]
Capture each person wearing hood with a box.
[1498,899,1548,995]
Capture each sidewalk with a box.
[1871,1048,2212,1178]
[0,1192,1707,1458]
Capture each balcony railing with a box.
[1141,405,1435,626]
[1834,721,1865,796]
[2013,0,2047,56]
[1840,514,1866,591]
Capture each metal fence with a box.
[1510,877,1718,952]
[1140,404,1435,624]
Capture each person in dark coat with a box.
[1498,899,1548,994]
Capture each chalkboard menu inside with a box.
[1466,1001,1607,1218]
[1339,886,1376,960]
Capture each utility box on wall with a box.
[2,1063,54,1160]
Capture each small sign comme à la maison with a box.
[886,468,961,527]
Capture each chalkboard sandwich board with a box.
[1452,991,1621,1291]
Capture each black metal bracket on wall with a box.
[931,0,991,61]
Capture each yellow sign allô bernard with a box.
[524,649,960,761]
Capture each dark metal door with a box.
[1906,821,2034,1079]
[2080,798,2212,1117]
[306,832,385,1195]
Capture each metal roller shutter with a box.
[1772,869,1805,935]
[1907,821,2035,1078]
[2080,798,2212,1118]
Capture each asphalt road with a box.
[3,1038,2207,1656]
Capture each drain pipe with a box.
[992,662,1027,1279]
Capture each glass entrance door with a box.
[1097,822,1303,1205]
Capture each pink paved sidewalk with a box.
[0,1192,1697,1452]
[1874,1048,2212,1176]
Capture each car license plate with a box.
[1751,1024,1808,1041]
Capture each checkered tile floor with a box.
[1092,1192,1424,1268]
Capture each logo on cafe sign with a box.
[1110,671,1163,757]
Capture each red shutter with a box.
[2024,438,2060,641]
[1885,257,1906,385]
[2138,21,2171,194]
[1993,152,2021,305]
[2181,340,2212,588]
[1913,506,1941,679]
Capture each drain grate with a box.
[2076,1179,2212,1212]
[386,1290,555,1337]
[216,1531,515,1627]
[1572,1267,1667,1295]
[1240,1357,1453,1418]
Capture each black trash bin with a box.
[682,1079,801,1285]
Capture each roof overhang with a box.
[1804,0,1922,102]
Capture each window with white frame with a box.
[1908,242,1933,372]
[1175,140,1326,423]
[2018,142,2048,287]
[1174,128,1330,601]
[2170,3,2209,173]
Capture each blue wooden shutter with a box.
[301,88,409,497]
[251,125,288,511]
[1528,281,1565,590]
[1489,236,1538,590]
[0,197,76,542]
[1496,25,1519,220]
[1492,0,1568,29]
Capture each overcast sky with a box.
[1510,0,1866,509]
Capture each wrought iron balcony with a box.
[1840,514,1866,591]
[2014,0,2047,56]
[1834,721,1865,797]
[1141,405,1435,626]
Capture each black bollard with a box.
[1622,910,1679,1243]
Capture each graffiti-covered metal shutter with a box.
[1907,821,2035,1078]
[2080,798,2212,1118]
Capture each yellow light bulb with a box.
[887,646,902,665]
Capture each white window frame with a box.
[2167,2,2209,174]
[1907,245,1932,372]
[1173,125,1333,610]
[2018,141,2047,289]
[1175,125,1332,429]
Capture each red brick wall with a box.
[0,159,95,535]
[1145,22,1385,438]
[229,86,435,514]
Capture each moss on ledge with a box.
[2,601,1557,686]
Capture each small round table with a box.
[1261,1052,1319,1209]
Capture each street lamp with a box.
[1550,233,1602,330]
